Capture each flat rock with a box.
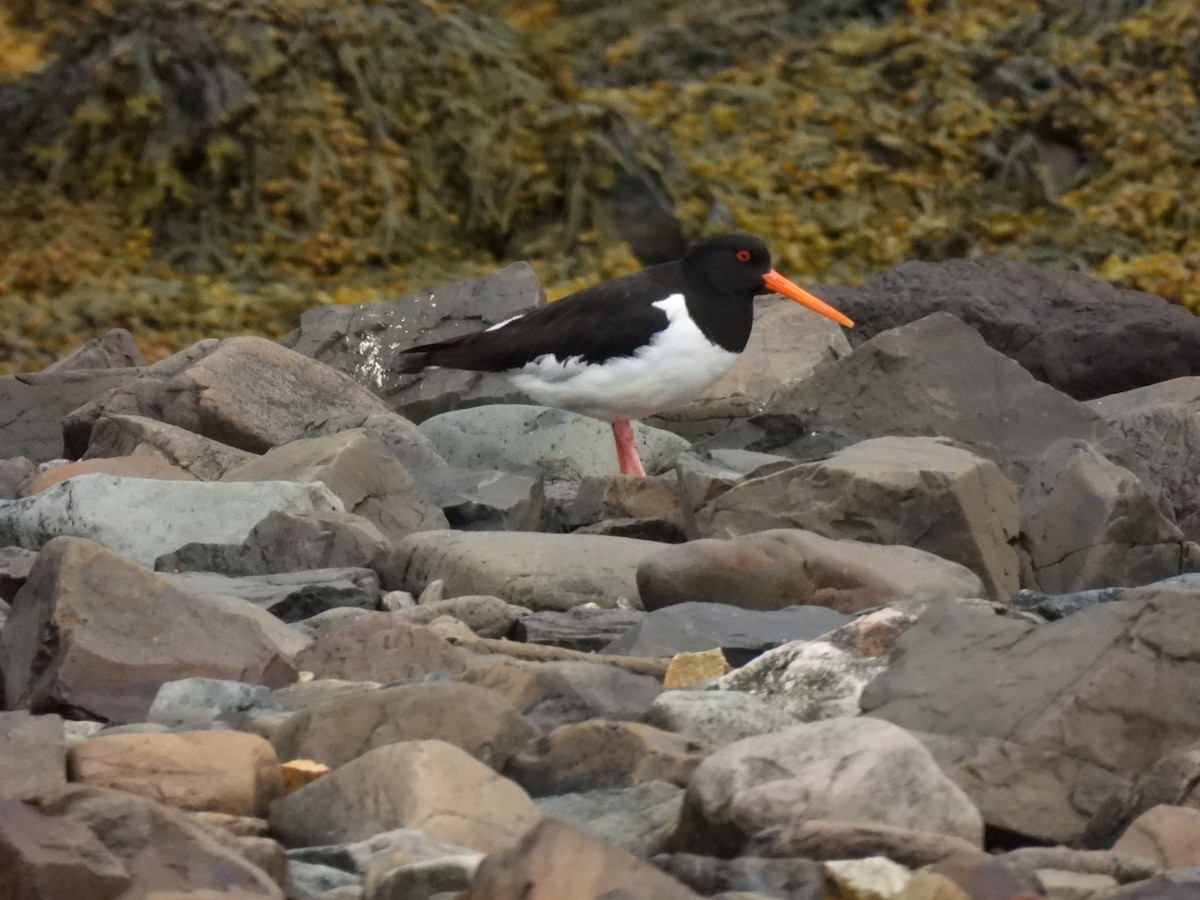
[291,612,468,683]
[0,711,67,800]
[0,783,283,897]
[695,436,1020,599]
[642,691,800,748]
[505,720,705,796]
[637,529,984,614]
[283,263,546,422]
[162,568,381,622]
[534,781,684,858]
[1020,438,1185,592]
[418,405,690,479]
[0,368,139,463]
[82,413,256,480]
[672,717,984,855]
[514,607,646,652]
[68,731,283,817]
[819,256,1200,400]
[603,601,850,664]
[269,740,540,852]
[269,681,537,769]
[386,531,662,611]
[62,336,396,457]
[222,429,448,542]
[0,537,298,723]
[862,582,1200,843]
[696,312,1153,490]
[0,472,342,565]
[462,817,703,900]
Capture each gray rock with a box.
[392,595,527,639]
[513,661,664,731]
[695,436,1021,599]
[675,449,796,538]
[363,856,481,899]
[221,429,448,543]
[654,854,825,900]
[643,691,801,748]
[637,529,985,615]
[298,411,449,481]
[535,781,685,858]
[0,545,37,603]
[0,473,342,566]
[147,678,277,729]
[271,679,380,713]
[42,328,145,373]
[287,827,480,876]
[696,312,1155,490]
[819,256,1200,399]
[0,368,139,462]
[419,466,547,532]
[1020,438,1185,592]
[862,581,1200,843]
[603,602,851,664]
[283,263,545,422]
[418,404,690,479]
[514,607,646,652]
[385,530,663,611]
[0,711,67,799]
[162,568,381,622]
[287,861,360,900]
[0,457,36,499]
[82,413,256,481]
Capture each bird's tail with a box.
[395,351,434,374]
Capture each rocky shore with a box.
[1,255,1199,899]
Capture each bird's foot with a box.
[611,420,647,477]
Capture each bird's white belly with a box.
[507,294,740,421]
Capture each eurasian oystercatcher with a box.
[397,233,853,476]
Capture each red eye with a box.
[736,250,751,262]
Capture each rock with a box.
[288,860,361,898]
[269,741,540,852]
[146,678,277,729]
[392,595,527,639]
[21,452,197,496]
[653,853,826,898]
[386,531,662,611]
[695,437,1020,599]
[297,410,450,480]
[995,846,1156,886]
[62,336,396,457]
[82,413,256,480]
[462,817,703,900]
[271,679,380,713]
[161,568,381,622]
[157,509,393,578]
[696,313,1152,490]
[283,263,546,423]
[286,826,482,877]
[825,857,912,898]
[663,649,731,689]
[0,537,298,723]
[637,529,985,614]
[365,855,482,899]
[0,545,37,603]
[534,782,684,858]
[1112,804,1200,868]
[0,784,283,897]
[672,718,984,855]
[0,711,67,800]
[43,329,145,373]
[916,855,1045,900]
[0,368,139,462]
[269,681,537,769]
[420,466,547,532]
[514,607,646,652]
[1092,871,1200,899]
[1020,439,1185,592]
[675,448,802,538]
[646,298,851,440]
[568,474,683,531]
[0,472,342,565]
[818,256,1200,400]
[418,405,690,479]
[602,601,851,664]
[67,731,283,817]
[745,820,985,868]
[291,613,468,683]
[505,720,705,796]
[862,582,1200,844]
[0,457,36,498]
[1090,377,1200,537]
[222,429,448,542]
[642,691,800,748]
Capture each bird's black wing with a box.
[397,262,684,373]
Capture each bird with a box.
[396,233,853,477]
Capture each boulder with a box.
[0,537,298,722]
[0,472,342,566]
[0,368,139,462]
[0,711,67,800]
[420,465,547,532]
[147,678,277,729]
[19,453,196,497]
[1112,804,1200,869]
[386,531,662,611]
[672,717,984,855]
[653,853,826,899]
[82,413,256,480]
[534,782,684,858]
[161,567,381,622]
[292,612,468,683]
[42,328,144,373]
[268,740,540,852]
[0,457,36,499]
[514,607,646,652]
[746,820,985,868]
[392,594,528,639]
[568,474,684,534]
[0,545,37,603]
[637,529,984,614]
[642,691,801,748]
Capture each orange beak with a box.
[762,269,854,328]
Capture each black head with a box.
[681,233,773,299]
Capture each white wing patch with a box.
[507,293,739,421]
[485,314,524,332]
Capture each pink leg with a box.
[611,420,647,477]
